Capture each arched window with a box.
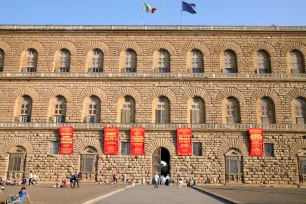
[121,49,136,73]
[56,49,71,72]
[48,96,66,123]
[120,96,135,124]
[222,50,237,73]
[0,49,5,72]
[258,97,275,124]
[225,148,243,184]
[288,50,305,74]
[256,50,271,73]
[52,96,66,123]
[80,146,98,181]
[15,96,32,123]
[223,97,240,124]
[88,49,103,72]
[155,49,170,73]
[83,96,101,123]
[294,97,306,124]
[189,50,203,73]
[188,97,205,124]
[8,146,26,179]
[154,96,170,123]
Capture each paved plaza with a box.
[0,184,125,204]
[196,186,306,204]
[98,185,229,204]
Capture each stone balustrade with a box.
[0,72,305,80]
[0,122,305,130]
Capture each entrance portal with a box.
[152,147,170,176]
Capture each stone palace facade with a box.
[0,25,306,186]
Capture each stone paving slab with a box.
[196,185,306,204]
[0,184,125,204]
[97,185,230,204]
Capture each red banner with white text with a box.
[59,126,74,154]
[177,128,192,156]
[248,128,264,156]
[104,127,119,155]
[130,127,145,155]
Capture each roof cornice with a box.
[0,24,306,32]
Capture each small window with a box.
[80,155,95,173]
[50,141,59,154]
[121,142,130,155]
[264,143,274,157]
[228,159,239,174]
[9,154,23,172]
[192,142,202,156]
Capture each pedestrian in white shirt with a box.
[29,171,33,186]
[153,173,159,189]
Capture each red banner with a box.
[104,127,119,155]
[248,128,264,156]
[130,127,145,155]
[177,128,192,156]
[59,126,74,154]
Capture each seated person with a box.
[21,178,27,185]
[5,179,11,185]
[5,186,33,204]
[60,179,67,188]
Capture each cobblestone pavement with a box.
[0,184,125,204]
[98,185,230,204]
[196,185,306,204]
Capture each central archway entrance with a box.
[152,147,170,176]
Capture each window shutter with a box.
[156,110,160,123]
[161,110,166,124]
[262,116,269,125]
[121,109,126,123]
[125,109,131,124]
[195,109,200,124]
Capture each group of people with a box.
[98,172,131,185]
[153,173,172,189]
[53,172,80,188]
[153,173,196,189]
[0,171,38,187]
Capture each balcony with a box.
[0,122,304,131]
[0,72,305,80]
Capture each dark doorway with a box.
[152,147,170,177]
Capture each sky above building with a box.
[1,0,305,26]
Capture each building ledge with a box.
[0,72,305,81]
[0,25,306,32]
[0,122,305,132]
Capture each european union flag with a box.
[182,1,196,14]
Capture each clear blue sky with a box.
[1,0,306,26]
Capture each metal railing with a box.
[0,72,305,80]
[0,122,305,130]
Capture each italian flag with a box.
[143,2,157,13]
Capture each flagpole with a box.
[142,0,144,25]
[161,0,163,25]
[181,0,183,25]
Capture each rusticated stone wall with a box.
[0,129,305,185]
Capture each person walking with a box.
[28,171,33,186]
[113,172,118,184]
[74,172,80,188]
[70,173,75,188]
[32,173,38,186]
[5,186,33,204]
[123,174,127,185]
[153,173,159,189]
